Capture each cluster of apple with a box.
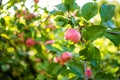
[24,27,81,65]
[54,52,72,65]
[25,38,55,47]
[16,9,36,20]
[54,28,81,65]
[53,28,81,65]
[22,19,91,76]
[64,28,93,77]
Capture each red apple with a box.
[34,0,39,4]
[54,56,61,63]
[59,58,65,65]
[17,13,21,19]
[54,56,65,65]
[85,67,92,78]
[61,52,72,62]
[25,38,36,47]
[64,28,81,43]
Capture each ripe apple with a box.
[54,52,72,65]
[61,52,72,62]
[17,13,21,19]
[54,56,65,65]
[64,28,81,43]
[54,56,61,63]
[34,0,39,4]
[59,58,65,65]
[85,67,92,78]
[25,38,36,47]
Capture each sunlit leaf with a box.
[82,25,107,42]
[67,60,84,78]
[81,2,98,20]
[100,4,115,22]
[105,31,120,46]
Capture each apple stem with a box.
[84,61,88,80]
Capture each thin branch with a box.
[84,61,88,80]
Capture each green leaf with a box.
[1,64,10,71]
[104,31,120,46]
[49,3,67,15]
[49,10,64,15]
[0,36,8,43]
[101,20,116,29]
[47,63,62,75]
[79,44,101,67]
[67,60,84,78]
[81,2,98,20]
[62,0,75,6]
[62,0,75,11]
[100,4,115,22]
[35,74,46,80]
[79,47,88,60]
[87,44,101,66]
[0,18,5,25]
[62,0,79,11]
[54,16,69,27]
[94,72,117,80]
[82,25,107,42]
[56,66,70,76]
[55,3,67,12]
[71,2,80,11]
[45,45,62,52]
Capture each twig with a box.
[84,61,88,80]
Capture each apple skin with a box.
[61,52,72,62]
[34,0,39,4]
[54,56,65,65]
[17,14,21,19]
[85,67,92,78]
[25,38,36,47]
[54,57,61,63]
[54,52,72,65]
[64,28,81,43]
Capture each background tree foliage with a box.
[0,0,120,80]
